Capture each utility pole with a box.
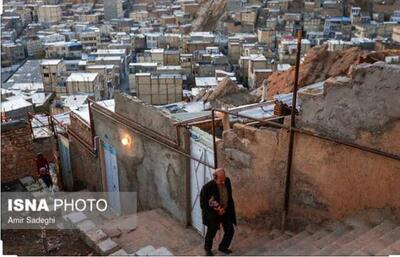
[281,29,302,232]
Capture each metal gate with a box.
[58,135,73,191]
[190,128,214,236]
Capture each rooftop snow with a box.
[1,97,33,112]
[71,99,115,124]
[66,73,98,82]
[40,59,62,66]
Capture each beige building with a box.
[66,73,104,100]
[129,11,149,22]
[135,73,183,105]
[40,59,67,93]
[38,5,62,23]
[160,15,177,26]
[228,41,241,64]
[164,50,180,65]
[181,2,199,17]
[279,39,311,64]
[257,28,275,46]
[44,41,82,59]
[79,29,101,50]
[304,18,323,33]
[86,65,119,98]
[79,13,101,24]
[164,33,182,49]
[235,10,257,26]
[247,55,268,88]
[393,26,400,43]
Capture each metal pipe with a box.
[91,103,216,169]
[88,101,96,147]
[173,113,212,126]
[27,113,34,138]
[184,128,192,228]
[51,116,68,131]
[68,129,96,156]
[211,109,218,169]
[292,127,400,161]
[49,115,56,138]
[212,108,400,162]
[281,29,303,231]
[185,118,222,127]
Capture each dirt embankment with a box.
[192,0,227,31]
[197,77,258,108]
[259,45,400,99]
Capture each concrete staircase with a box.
[104,209,400,256]
[110,245,173,256]
[241,213,400,256]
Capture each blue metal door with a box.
[59,135,73,191]
[102,141,121,214]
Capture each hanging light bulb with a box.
[121,136,130,146]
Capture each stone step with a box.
[266,230,312,255]
[309,223,350,250]
[376,238,400,255]
[110,248,128,256]
[359,226,400,255]
[234,232,272,255]
[282,228,330,255]
[332,220,397,255]
[233,231,270,254]
[150,247,173,256]
[245,233,291,255]
[233,226,274,251]
[134,245,156,256]
[312,225,370,255]
[96,238,120,256]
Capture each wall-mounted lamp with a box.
[121,136,130,146]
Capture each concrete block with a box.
[116,217,137,233]
[103,228,122,238]
[86,229,108,244]
[135,245,156,256]
[66,212,87,224]
[151,247,173,256]
[19,176,35,186]
[110,248,128,256]
[25,183,41,192]
[77,220,96,233]
[96,238,120,255]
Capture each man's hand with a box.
[218,207,225,215]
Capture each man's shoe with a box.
[218,248,233,254]
[205,250,214,256]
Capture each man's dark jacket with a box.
[200,177,237,226]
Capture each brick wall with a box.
[1,120,37,183]
[68,113,101,191]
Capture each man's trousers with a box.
[204,219,235,251]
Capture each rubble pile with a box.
[258,45,400,100]
[200,77,258,108]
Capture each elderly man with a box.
[200,168,236,256]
